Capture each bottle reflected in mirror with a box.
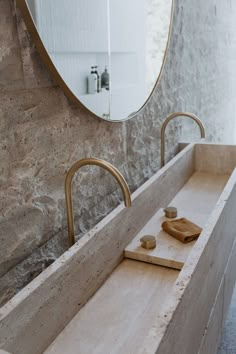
[87,67,97,94]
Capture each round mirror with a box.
[17,0,173,121]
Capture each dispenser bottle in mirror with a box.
[93,66,101,93]
[88,67,97,94]
[101,66,110,91]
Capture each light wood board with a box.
[125,172,229,270]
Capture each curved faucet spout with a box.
[160,111,206,167]
[65,158,131,246]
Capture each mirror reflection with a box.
[24,0,172,121]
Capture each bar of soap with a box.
[162,218,202,243]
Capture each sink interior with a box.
[43,143,234,353]
[44,259,178,354]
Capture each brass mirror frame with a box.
[16,0,174,122]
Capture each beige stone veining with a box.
[44,260,179,354]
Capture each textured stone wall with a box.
[1,0,236,306]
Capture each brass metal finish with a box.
[161,112,206,167]
[140,235,157,249]
[16,0,174,122]
[65,158,131,246]
[164,206,177,218]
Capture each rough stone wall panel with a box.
[0,0,24,91]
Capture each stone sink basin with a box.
[1,143,236,354]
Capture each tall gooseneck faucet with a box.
[160,112,206,167]
[65,158,131,246]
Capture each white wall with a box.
[109,0,146,120]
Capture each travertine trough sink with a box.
[1,143,236,354]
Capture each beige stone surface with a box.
[0,144,194,354]
[140,168,236,354]
[198,237,236,354]
[195,144,236,174]
[199,276,225,354]
[0,0,24,91]
[44,260,179,354]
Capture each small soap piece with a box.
[164,206,177,218]
[140,235,156,249]
[161,218,202,243]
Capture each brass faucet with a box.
[160,112,206,167]
[65,158,131,246]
